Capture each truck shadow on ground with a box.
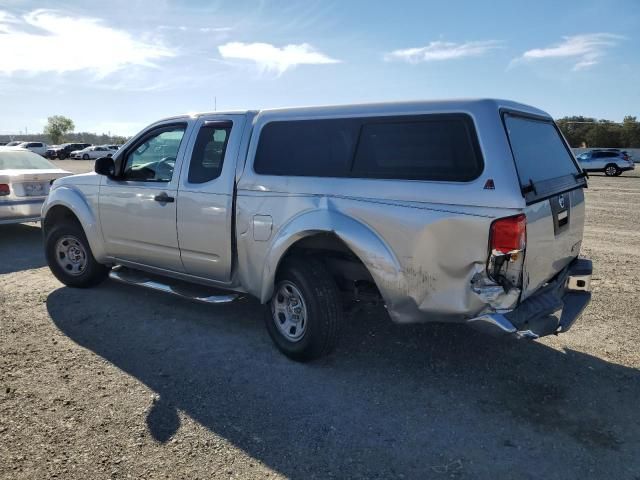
[47,282,640,479]
[0,223,45,274]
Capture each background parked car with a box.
[0,147,70,224]
[47,143,92,159]
[5,141,23,147]
[576,150,635,176]
[70,145,116,160]
[18,142,48,156]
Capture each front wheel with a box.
[45,221,109,288]
[605,164,620,176]
[82,154,89,160]
[265,257,342,361]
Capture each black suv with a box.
[47,143,92,159]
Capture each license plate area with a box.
[23,182,47,196]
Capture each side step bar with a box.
[109,266,240,304]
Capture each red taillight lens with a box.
[490,214,526,254]
[0,184,10,196]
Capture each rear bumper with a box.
[467,258,592,339]
[0,198,45,224]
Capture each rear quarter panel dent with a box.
[236,192,518,323]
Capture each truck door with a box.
[176,114,247,281]
[99,121,192,272]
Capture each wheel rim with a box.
[606,166,616,175]
[271,281,308,342]
[55,235,88,276]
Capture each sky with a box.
[0,0,638,137]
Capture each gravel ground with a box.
[1,161,639,479]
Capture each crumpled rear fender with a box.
[259,207,407,309]
[42,185,107,262]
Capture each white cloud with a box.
[385,40,501,63]
[0,9,175,76]
[218,42,340,75]
[515,33,622,70]
[200,27,233,33]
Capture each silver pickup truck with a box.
[42,99,592,361]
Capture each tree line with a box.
[0,115,128,146]
[556,116,640,148]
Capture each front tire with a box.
[82,154,89,160]
[45,221,109,288]
[265,257,342,361]
[604,164,620,176]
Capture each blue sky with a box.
[0,0,638,136]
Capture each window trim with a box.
[186,120,233,185]
[116,122,188,183]
[252,113,485,182]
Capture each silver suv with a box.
[42,99,592,361]
[576,149,635,176]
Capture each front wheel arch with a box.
[43,205,82,236]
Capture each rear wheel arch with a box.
[260,211,406,306]
[604,163,620,176]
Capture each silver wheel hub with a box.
[55,235,87,276]
[271,281,308,342]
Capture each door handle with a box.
[154,192,175,203]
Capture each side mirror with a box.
[94,156,116,178]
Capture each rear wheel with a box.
[265,257,342,361]
[45,221,109,288]
[604,164,620,176]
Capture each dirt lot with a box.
[1,160,639,479]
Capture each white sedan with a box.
[70,146,116,160]
[0,147,71,225]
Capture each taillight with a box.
[490,214,526,254]
[0,184,10,196]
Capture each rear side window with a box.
[254,119,359,177]
[352,117,482,181]
[188,123,231,183]
[254,114,483,181]
[503,113,583,200]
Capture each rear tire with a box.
[265,257,342,361]
[45,221,109,288]
[604,164,620,176]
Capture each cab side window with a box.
[122,125,186,182]
[187,123,231,184]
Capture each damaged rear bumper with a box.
[467,258,592,339]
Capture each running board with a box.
[109,267,240,304]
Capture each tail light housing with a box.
[490,214,526,254]
[0,184,10,196]
[487,214,526,291]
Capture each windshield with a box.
[503,113,584,201]
[0,150,58,170]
